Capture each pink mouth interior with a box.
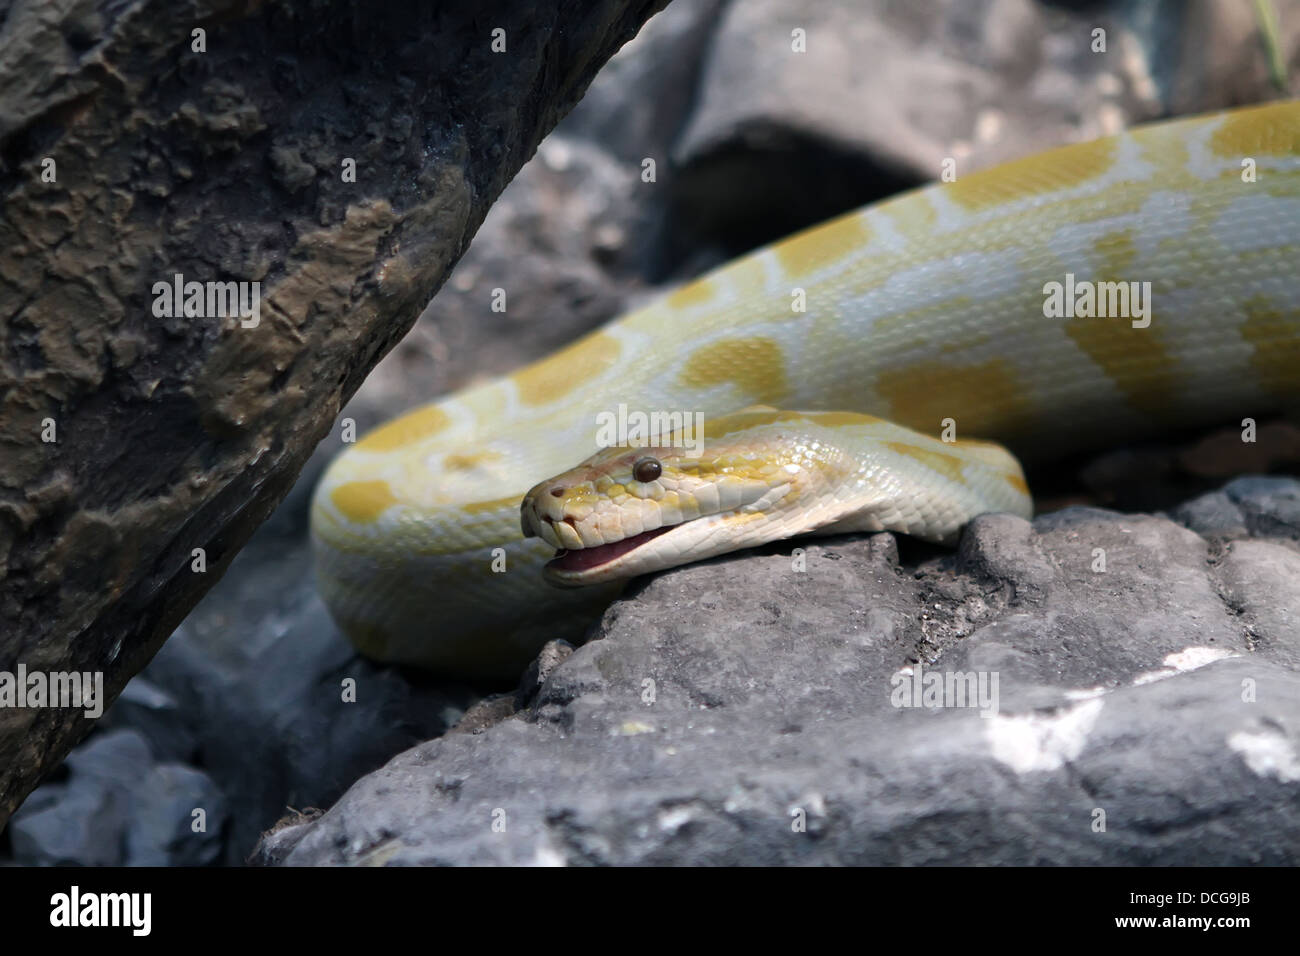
[546,525,675,573]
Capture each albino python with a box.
[312,99,1300,679]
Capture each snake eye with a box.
[632,456,662,483]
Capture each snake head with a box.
[519,407,858,587]
[521,406,1032,587]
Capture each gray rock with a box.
[63,729,154,788]
[8,729,153,866]
[8,783,128,867]
[269,482,1300,865]
[557,0,726,166]
[248,815,318,867]
[1223,476,1300,541]
[7,781,124,867]
[1216,540,1300,671]
[7,728,229,866]
[100,678,197,764]
[126,764,227,867]
[1167,488,1249,539]
[1169,476,1300,543]
[516,640,578,709]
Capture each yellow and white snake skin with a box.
[311,100,1300,679]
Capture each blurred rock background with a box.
[5,0,1300,865]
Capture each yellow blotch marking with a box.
[699,408,873,440]
[700,408,800,442]
[1209,101,1300,158]
[883,441,967,484]
[946,136,1116,211]
[1004,472,1030,495]
[357,405,450,451]
[714,458,786,482]
[666,277,717,309]
[772,211,871,276]
[513,332,621,406]
[1241,296,1300,399]
[1092,229,1138,275]
[616,720,656,736]
[1066,315,1177,417]
[1065,231,1173,416]
[875,359,1034,439]
[942,436,1020,470]
[681,336,788,405]
[443,450,502,471]
[463,494,525,516]
[331,480,398,523]
[880,193,937,240]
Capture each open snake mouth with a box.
[544,524,675,573]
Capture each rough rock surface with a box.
[258,477,1300,865]
[0,0,668,827]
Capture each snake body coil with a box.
[312,101,1300,679]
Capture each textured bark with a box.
[0,0,667,827]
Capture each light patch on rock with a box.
[1132,646,1236,686]
[529,840,568,867]
[1064,686,1106,701]
[1227,727,1300,783]
[986,698,1105,773]
[657,806,698,834]
[615,719,656,736]
[790,791,826,817]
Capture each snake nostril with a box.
[550,487,564,498]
